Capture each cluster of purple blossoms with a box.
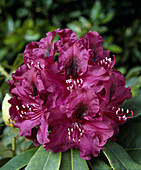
[9,29,133,160]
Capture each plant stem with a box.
[12,137,16,156]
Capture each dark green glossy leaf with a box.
[103,140,141,170]
[1,147,38,170]
[90,1,101,21]
[0,158,11,168]
[26,146,61,170]
[117,123,141,165]
[60,148,89,170]
[121,95,141,118]
[0,142,13,159]
[89,158,112,170]
[71,148,89,170]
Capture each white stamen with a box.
[77,79,79,84]
[27,104,29,108]
[22,105,25,108]
[79,128,81,132]
[76,124,79,128]
[121,108,124,112]
[37,62,40,64]
[71,128,73,132]
[73,138,75,142]
[24,112,26,114]
[105,57,108,61]
[68,128,70,131]
[16,106,19,110]
[100,60,103,64]
[108,58,112,62]
[124,117,127,121]
[27,63,30,68]
[80,79,83,84]
[119,116,121,120]
[33,104,36,107]
[21,111,24,114]
[126,109,129,113]
[73,80,76,85]
[68,132,71,135]
[78,139,80,142]
[68,79,72,83]
[42,64,45,68]
[116,110,118,115]
[20,115,23,118]
[66,80,69,83]
[67,87,70,90]
[105,62,107,65]
[69,136,71,139]
[80,133,83,136]
[112,106,114,110]
[118,108,120,111]
[82,130,84,133]
[31,62,33,65]
[29,108,31,111]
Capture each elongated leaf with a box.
[117,123,141,165]
[26,146,61,170]
[71,148,89,170]
[60,149,71,170]
[103,140,141,170]
[1,147,38,170]
[121,95,141,118]
[60,148,89,170]
[0,142,13,159]
[89,158,112,170]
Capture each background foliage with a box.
[0,0,141,169]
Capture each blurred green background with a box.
[0,0,141,161]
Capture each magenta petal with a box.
[37,113,50,144]
[44,119,74,153]
[78,117,114,160]
[58,41,90,78]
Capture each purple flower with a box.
[8,28,133,160]
[44,88,114,160]
[23,30,56,69]
[9,64,58,145]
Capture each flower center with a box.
[31,82,38,96]
[67,123,85,143]
[66,77,83,91]
[72,102,88,119]
[65,57,80,79]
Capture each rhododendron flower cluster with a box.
[9,29,133,160]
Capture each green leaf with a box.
[103,140,141,170]
[60,149,71,170]
[117,123,141,165]
[90,1,101,21]
[1,147,38,170]
[121,95,141,118]
[107,44,123,53]
[89,158,112,170]
[71,148,89,170]
[126,66,141,80]
[60,148,89,170]
[8,128,20,138]
[101,11,115,24]
[0,142,13,159]
[26,146,61,170]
